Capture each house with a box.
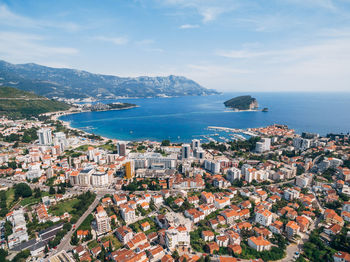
[324,223,342,236]
[248,236,271,251]
[221,209,239,225]
[77,230,89,239]
[141,221,151,232]
[333,251,350,262]
[296,216,310,232]
[140,202,149,210]
[341,211,350,222]
[202,231,215,242]
[225,230,240,245]
[324,209,344,226]
[255,209,273,226]
[126,232,148,250]
[119,204,136,223]
[206,242,220,254]
[184,209,204,223]
[161,254,174,262]
[228,244,242,255]
[115,226,133,244]
[113,194,127,206]
[188,196,199,206]
[286,221,300,238]
[269,220,283,235]
[152,195,164,205]
[253,227,272,239]
[201,192,215,204]
[216,235,229,247]
[147,245,164,262]
[174,198,184,207]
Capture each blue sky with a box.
[1,0,350,92]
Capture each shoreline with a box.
[47,105,139,142]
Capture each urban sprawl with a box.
[0,116,350,262]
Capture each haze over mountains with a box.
[0,60,218,99]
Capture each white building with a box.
[53,132,68,151]
[6,209,29,249]
[165,226,190,250]
[293,137,311,151]
[37,128,52,145]
[255,138,271,153]
[91,172,109,187]
[95,206,111,235]
[182,144,191,160]
[255,209,273,226]
[204,160,220,174]
[129,152,177,169]
[226,167,242,182]
[191,139,201,150]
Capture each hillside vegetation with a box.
[224,95,258,110]
[0,86,70,119]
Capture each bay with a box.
[59,92,350,142]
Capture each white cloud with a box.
[0,31,78,62]
[0,5,81,32]
[179,24,199,29]
[160,0,239,23]
[284,0,337,10]
[94,36,129,45]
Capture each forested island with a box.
[224,95,259,111]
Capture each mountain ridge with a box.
[0,60,219,99]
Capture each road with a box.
[53,193,102,255]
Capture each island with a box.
[224,95,258,111]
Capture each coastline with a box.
[46,105,139,142]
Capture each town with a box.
[0,116,349,262]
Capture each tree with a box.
[12,249,30,262]
[49,186,56,195]
[161,140,170,146]
[172,250,179,260]
[34,188,41,198]
[109,240,113,252]
[14,183,32,199]
[70,232,79,246]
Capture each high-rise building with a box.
[227,167,241,182]
[91,172,109,187]
[117,142,126,156]
[181,144,191,160]
[53,132,68,151]
[37,128,52,145]
[191,139,200,150]
[95,206,111,235]
[255,138,271,153]
[125,161,135,179]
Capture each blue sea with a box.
[60,93,350,142]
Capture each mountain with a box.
[0,60,219,99]
[0,86,70,119]
[224,95,258,110]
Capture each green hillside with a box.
[224,95,258,110]
[0,86,70,119]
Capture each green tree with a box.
[161,140,170,146]
[14,183,32,199]
[49,186,56,195]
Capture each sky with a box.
[0,0,350,92]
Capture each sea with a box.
[59,92,350,143]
